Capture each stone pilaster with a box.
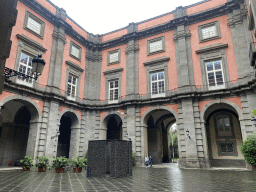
[47,8,66,95]
[125,23,139,99]
[126,106,136,152]
[228,4,254,82]
[173,25,195,92]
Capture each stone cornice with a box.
[20,0,243,51]
[65,61,84,72]
[143,57,170,66]
[103,67,123,75]
[195,43,228,54]
[17,34,47,52]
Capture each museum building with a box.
[0,0,256,169]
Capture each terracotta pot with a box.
[73,167,82,173]
[22,167,30,171]
[55,167,65,173]
[38,167,47,172]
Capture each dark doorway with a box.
[57,115,71,158]
[107,116,122,140]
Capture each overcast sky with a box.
[49,0,201,34]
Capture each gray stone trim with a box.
[216,140,238,156]
[65,61,82,101]
[198,20,221,43]
[16,34,47,52]
[198,46,230,91]
[107,48,120,65]
[145,59,169,97]
[69,41,82,61]
[23,11,45,39]
[143,56,170,66]
[65,61,84,72]
[147,36,165,56]
[195,43,228,54]
[104,69,122,103]
[103,67,123,75]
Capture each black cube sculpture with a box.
[87,140,132,178]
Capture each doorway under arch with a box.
[107,115,122,140]
[143,109,177,164]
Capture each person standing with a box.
[149,156,153,168]
[145,156,149,168]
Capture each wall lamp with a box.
[186,129,190,139]
[51,130,60,139]
[251,117,256,127]
[4,55,45,81]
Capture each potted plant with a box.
[132,151,136,166]
[36,156,50,172]
[71,156,86,172]
[241,135,256,170]
[52,156,69,173]
[19,156,34,171]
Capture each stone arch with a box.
[58,109,81,159]
[141,106,178,127]
[0,95,42,164]
[100,111,124,140]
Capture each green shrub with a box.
[241,135,256,166]
[71,156,86,168]
[35,156,50,168]
[20,156,34,169]
[52,156,69,168]
[132,151,136,161]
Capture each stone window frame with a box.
[217,140,238,156]
[69,41,82,61]
[65,61,84,101]
[198,20,221,43]
[107,48,121,65]
[144,57,170,98]
[103,67,123,104]
[23,11,45,39]
[213,112,235,140]
[147,36,165,56]
[196,44,229,91]
[14,34,47,87]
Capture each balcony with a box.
[249,42,256,66]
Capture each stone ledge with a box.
[65,60,84,72]
[143,56,170,66]
[195,43,228,54]
[103,67,123,75]
[17,34,47,52]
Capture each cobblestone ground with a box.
[1,164,256,192]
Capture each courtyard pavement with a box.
[0,163,256,192]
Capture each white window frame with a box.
[67,73,77,101]
[151,71,165,98]
[205,60,225,90]
[109,80,119,103]
[16,52,34,87]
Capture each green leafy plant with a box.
[19,156,34,169]
[52,156,69,168]
[241,135,256,166]
[132,151,136,161]
[35,156,50,168]
[71,156,86,168]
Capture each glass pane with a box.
[214,61,221,70]
[72,77,76,85]
[67,84,71,96]
[152,82,158,94]
[216,71,223,85]
[110,90,113,100]
[115,80,118,88]
[110,81,113,88]
[68,75,72,83]
[158,72,164,80]
[227,144,234,152]
[158,81,165,93]
[151,73,157,81]
[114,89,118,100]
[20,53,27,64]
[208,72,215,86]
[206,62,213,71]
[71,86,76,97]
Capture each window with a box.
[69,41,82,61]
[205,60,225,90]
[67,73,77,100]
[103,67,123,104]
[216,115,232,137]
[198,21,221,43]
[219,143,234,153]
[17,53,33,85]
[107,49,120,65]
[217,141,238,156]
[65,61,84,101]
[24,11,45,39]
[109,80,119,102]
[147,36,165,55]
[151,71,165,97]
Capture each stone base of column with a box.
[179,158,210,169]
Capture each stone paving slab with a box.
[0,164,256,191]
